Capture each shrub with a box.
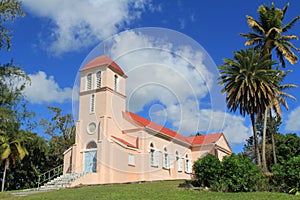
[193,154,265,192]
[272,155,300,194]
[193,154,222,188]
[221,154,264,192]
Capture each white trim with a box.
[90,94,95,113]
[95,71,102,89]
[128,153,135,166]
[87,121,97,135]
[111,137,138,151]
[63,146,73,155]
[86,73,92,91]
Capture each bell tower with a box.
[69,55,127,173]
[75,55,127,155]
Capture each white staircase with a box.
[39,173,85,191]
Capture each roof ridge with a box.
[80,55,125,76]
[125,111,223,145]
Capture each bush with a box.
[272,155,300,194]
[193,154,222,188]
[221,154,264,192]
[193,154,265,192]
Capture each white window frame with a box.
[128,153,135,166]
[90,94,95,113]
[185,155,192,174]
[149,142,159,167]
[114,74,119,92]
[95,71,102,89]
[162,146,169,169]
[86,73,92,90]
[177,156,183,172]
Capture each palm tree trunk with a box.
[262,108,269,171]
[271,131,277,164]
[1,159,9,192]
[270,111,277,164]
[251,113,261,166]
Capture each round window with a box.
[87,122,97,134]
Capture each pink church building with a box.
[63,55,232,186]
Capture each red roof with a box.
[126,111,223,146]
[111,136,137,149]
[187,133,223,145]
[81,55,125,76]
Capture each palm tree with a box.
[0,124,28,192]
[218,48,281,166]
[267,71,297,166]
[241,2,299,170]
[241,2,300,67]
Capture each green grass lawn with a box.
[1,180,299,200]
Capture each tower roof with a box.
[80,55,125,76]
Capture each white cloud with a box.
[150,101,251,144]
[285,106,300,131]
[24,71,72,104]
[23,0,151,55]
[109,30,214,112]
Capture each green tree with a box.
[218,48,281,166]
[0,0,24,51]
[1,131,49,190]
[40,106,75,168]
[0,0,30,192]
[0,127,27,192]
[241,2,299,67]
[241,2,300,170]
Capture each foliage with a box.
[241,2,300,67]
[193,154,265,192]
[241,2,299,171]
[218,47,282,166]
[275,133,300,164]
[271,155,300,194]
[193,154,222,188]
[243,132,300,169]
[0,0,24,51]
[0,131,49,190]
[221,154,264,192]
[39,106,75,169]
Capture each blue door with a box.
[84,151,97,173]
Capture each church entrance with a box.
[84,151,97,173]
[84,141,97,173]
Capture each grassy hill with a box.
[1,180,299,200]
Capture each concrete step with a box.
[38,173,85,191]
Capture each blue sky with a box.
[3,0,300,153]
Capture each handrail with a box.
[37,165,63,188]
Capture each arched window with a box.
[114,74,119,92]
[86,73,92,90]
[149,142,158,167]
[86,141,97,149]
[163,147,169,169]
[90,94,95,113]
[176,151,182,172]
[96,71,101,89]
[185,154,192,173]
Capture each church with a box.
[63,55,232,186]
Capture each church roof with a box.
[126,111,224,146]
[187,133,223,145]
[111,136,137,149]
[80,55,125,76]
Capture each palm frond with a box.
[246,15,265,34]
[282,16,300,32]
